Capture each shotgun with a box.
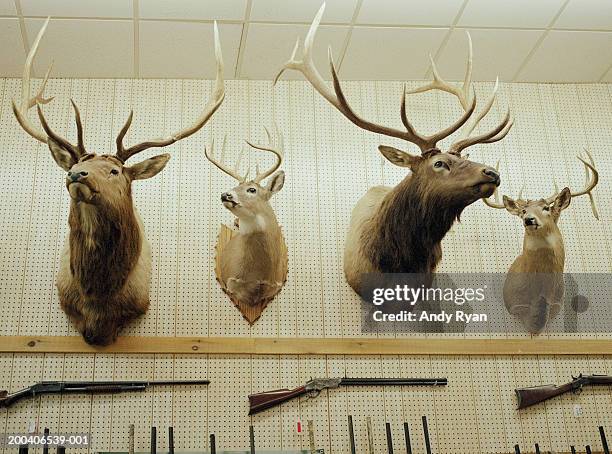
[0,380,209,409]
[248,377,447,415]
[515,374,612,409]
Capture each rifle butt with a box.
[248,386,308,415]
[515,383,573,409]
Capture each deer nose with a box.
[221,192,233,202]
[482,168,500,184]
[67,171,88,182]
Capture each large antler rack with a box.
[205,125,284,184]
[406,32,513,156]
[483,150,599,219]
[13,18,226,164]
[274,3,512,156]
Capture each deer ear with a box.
[48,138,76,171]
[553,187,571,213]
[265,171,285,195]
[126,154,170,180]
[378,145,419,168]
[503,195,521,216]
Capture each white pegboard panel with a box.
[0,78,611,452]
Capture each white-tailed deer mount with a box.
[483,152,599,334]
[275,3,512,295]
[205,127,288,324]
[12,18,225,345]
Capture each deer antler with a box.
[12,17,87,161]
[204,136,248,182]
[545,150,599,219]
[115,21,226,162]
[274,3,476,154]
[246,125,284,183]
[407,32,513,156]
[483,152,599,219]
[12,17,59,144]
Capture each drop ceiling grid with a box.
[1,0,610,81]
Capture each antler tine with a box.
[246,125,284,183]
[204,136,247,182]
[116,21,225,162]
[543,151,598,218]
[460,77,498,140]
[70,99,87,156]
[12,16,55,144]
[273,3,345,112]
[481,161,505,209]
[407,31,473,111]
[36,104,84,160]
[448,109,511,156]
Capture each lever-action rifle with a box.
[0,380,210,409]
[516,374,612,409]
[248,377,447,415]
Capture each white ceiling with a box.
[1,0,612,82]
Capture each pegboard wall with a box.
[0,77,610,453]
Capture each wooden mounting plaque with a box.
[0,336,610,355]
[214,224,288,325]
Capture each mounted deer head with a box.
[13,18,225,345]
[206,127,285,233]
[483,152,599,333]
[275,3,512,294]
[206,127,288,324]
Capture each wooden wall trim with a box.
[0,336,611,355]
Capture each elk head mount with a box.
[275,3,512,295]
[483,152,599,334]
[13,18,225,345]
[205,127,288,324]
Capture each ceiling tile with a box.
[240,23,349,79]
[436,29,543,81]
[555,0,612,31]
[20,0,132,18]
[341,27,448,80]
[458,0,564,28]
[139,0,247,21]
[516,31,612,82]
[0,0,16,15]
[0,18,25,77]
[250,0,358,23]
[25,19,133,78]
[357,0,463,26]
[139,21,242,78]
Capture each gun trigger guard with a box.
[307,390,320,399]
[574,385,583,395]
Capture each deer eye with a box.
[543,206,550,212]
[110,169,119,175]
[247,187,256,194]
[434,161,449,170]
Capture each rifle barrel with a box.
[340,378,447,386]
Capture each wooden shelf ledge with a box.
[0,336,610,355]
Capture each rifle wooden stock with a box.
[248,386,308,415]
[516,383,574,409]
